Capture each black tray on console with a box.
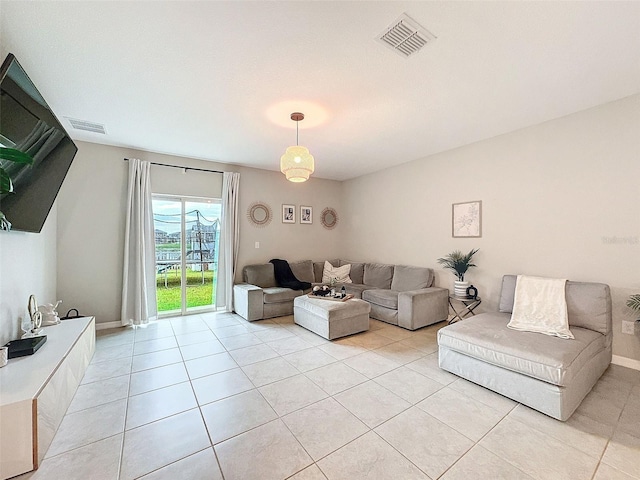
[4,335,47,359]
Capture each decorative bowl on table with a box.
[312,285,331,297]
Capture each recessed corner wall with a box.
[341,94,640,361]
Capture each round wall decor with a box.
[247,202,272,227]
[320,207,338,229]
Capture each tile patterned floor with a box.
[17,312,640,480]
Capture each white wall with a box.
[56,142,129,327]
[55,142,343,325]
[235,167,343,269]
[0,207,58,346]
[342,94,640,362]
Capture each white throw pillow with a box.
[322,261,352,284]
[508,275,574,339]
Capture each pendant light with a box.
[280,112,314,182]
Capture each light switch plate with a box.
[622,320,636,335]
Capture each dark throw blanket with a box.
[269,259,311,291]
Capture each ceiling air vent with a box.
[376,13,436,58]
[66,117,107,134]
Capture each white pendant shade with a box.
[280,112,315,182]
[280,145,314,182]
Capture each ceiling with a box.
[1,1,639,181]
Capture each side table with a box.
[448,295,481,324]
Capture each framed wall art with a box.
[452,200,482,238]
[300,206,312,224]
[282,204,295,223]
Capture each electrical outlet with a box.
[254,242,260,249]
[622,320,636,335]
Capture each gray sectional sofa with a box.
[437,275,612,421]
[233,259,449,330]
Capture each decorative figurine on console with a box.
[39,300,62,326]
[23,294,44,338]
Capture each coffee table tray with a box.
[307,293,354,302]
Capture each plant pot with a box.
[454,280,470,298]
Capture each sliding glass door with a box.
[152,195,221,316]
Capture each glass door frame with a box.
[153,193,220,318]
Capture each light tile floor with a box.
[17,312,640,480]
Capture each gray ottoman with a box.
[294,295,371,340]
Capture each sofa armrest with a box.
[233,284,264,321]
[398,287,449,330]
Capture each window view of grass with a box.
[156,267,217,312]
[153,196,221,314]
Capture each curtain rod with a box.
[123,158,224,174]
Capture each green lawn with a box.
[156,268,216,312]
[155,243,180,250]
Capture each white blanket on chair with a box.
[508,275,573,339]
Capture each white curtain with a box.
[216,172,240,311]
[121,159,157,326]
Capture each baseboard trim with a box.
[95,321,123,331]
[612,355,640,371]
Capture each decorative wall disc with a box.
[247,202,272,227]
[320,207,338,229]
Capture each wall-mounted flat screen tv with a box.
[0,53,78,233]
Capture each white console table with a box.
[0,317,95,479]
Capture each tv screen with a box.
[0,53,77,233]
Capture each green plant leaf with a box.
[437,248,479,281]
[0,147,33,165]
[0,167,14,194]
[627,294,640,313]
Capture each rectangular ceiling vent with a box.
[376,13,436,58]
[66,117,107,134]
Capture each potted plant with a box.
[627,294,640,318]
[437,248,479,297]
[0,147,34,231]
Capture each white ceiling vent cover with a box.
[66,117,107,134]
[376,13,436,58]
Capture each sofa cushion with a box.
[390,265,433,292]
[322,261,353,284]
[498,275,517,313]
[363,289,398,309]
[289,260,315,284]
[437,313,607,387]
[263,287,302,304]
[340,260,364,284]
[499,275,612,335]
[363,263,394,289]
[341,283,369,299]
[566,282,612,335]
[314,259,339,283]
[244,264,276,288]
